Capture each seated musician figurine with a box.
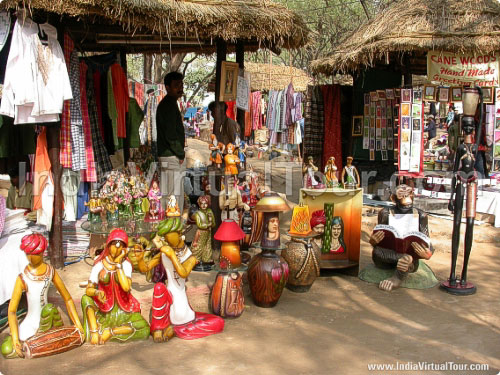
[134,219,224,342]
[2,234,84,358]
[369,185,434,291]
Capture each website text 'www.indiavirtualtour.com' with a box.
[367,361,490,372]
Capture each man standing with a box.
[425,114,437,140]
[157,72,186,214]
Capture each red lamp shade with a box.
[214,220,245,242]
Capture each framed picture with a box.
[370,139,375,150]
[370,150,375,161]
[381,106,386,118]
[376,140,381,151]
[438,87,449,102]
[376,106,381,118]
[377,90,386,100]
[401,103,410,117]
[376,118,381,128]
[401,116,410,130]
[495,117,500,130]
[482,87,494,104]
[496,88,500,103]
[412,104,422,118]
[413,89,422,104]
[494,160,500,172]
[412,118,421,131]
[401,89,412,103]
[370,91,379,102]
[352,116,363,136]
[364,93,371,105]
[219,61,239,101]
[370,105,376,117]
[451,87,462,102]
[423,85,437,101]
[364,105,370,116]
[401,130,410,143]
[395,88,401,98]
[394,105,399,118]
[386,89,395,100]
[381,150,388,161]
[387,118,393,128]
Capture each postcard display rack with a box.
[362,90,398,161]
[493,88,500,171]
[398,88,425,177]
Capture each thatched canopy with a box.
[1,0,309,53]
[244,62,312,91]
[310,0,500,75]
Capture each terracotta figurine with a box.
[166,195,181,217]
[310,210,326,251]
[224,143,240,176]
[209,134,224,169]
[302,156,319,188]
[191,196,216,271]
[324,156,338,188]
[85,190,103,223]
[341,156,360,189]
[148,179,162,220]
[1,234,84,358]
[134,220,224,342]
[219,176,250,221]
[81,229,150,344]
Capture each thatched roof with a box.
[310,0,500,75]
[245,62,312,92]
[2,0,309,53]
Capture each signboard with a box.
[427,51,499,87]
[236,73,250,111]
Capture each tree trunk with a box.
[154,53,163,84]
[144,54,153,84]
[168,53,187,73]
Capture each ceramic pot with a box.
[282,239,321,293]
[247,249,289,308]
[210,271,245,318]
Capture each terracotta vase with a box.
[210,271,245,318]
[247,249,289,308]
[282,239,321,293]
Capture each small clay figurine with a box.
[105,197,119,224]
[224,143,240,176]
[166,195,181,217]
[191,196,216,271]
[81,229,150,344]
[209,134,224,169]
[1,234,84,358]
[219,176,250,221]
[148,179,162,220]
[341,156,360,189]
[302,156,319,188]
[237,140,247,168]
[134,220,224,342]
[324,156,338,188]
[85,190,103,223]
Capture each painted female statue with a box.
[81,229,150,345]
[148,179,162,221]
[327,216,346,254]
[134,220,224,342]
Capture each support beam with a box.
[236,41,245,139]
[120,49,130,164]
[47,126,64,269]
[211,40,227,250]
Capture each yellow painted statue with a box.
[1,234,84,358]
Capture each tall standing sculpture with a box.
[441,87,483,296]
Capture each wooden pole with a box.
[47,126,64,269]
[119,49,130,164]
[236,41,245,139]
[211,40,227,250]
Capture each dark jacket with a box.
[156,96,185,160]
[426,119,436,139]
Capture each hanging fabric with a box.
[59,32,74,168]
[303,86,324,166]
[108,63,129,139]
[69,51,86,172]
[86,65,112,181]
[251,91,262,131]
[61,168,79,221]
[33,127,54,230]
[0,18,72,124]
[321,85,342,171]
[79,61,97,182]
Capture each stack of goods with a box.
[62,218,90,257]
[2,208,28,236]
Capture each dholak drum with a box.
[22,326,84,359]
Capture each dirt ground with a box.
[1,139,500,375]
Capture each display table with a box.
[299,188,362,274]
